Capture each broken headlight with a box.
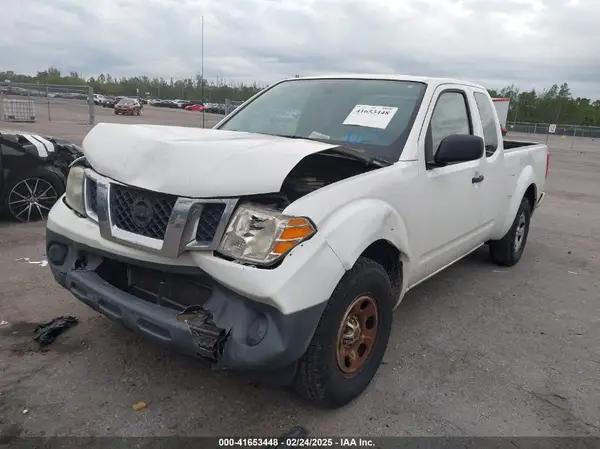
[217,203,316,266]
[64,165,86,216]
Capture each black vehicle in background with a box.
[0,129,82,222]
[102,96,125,108]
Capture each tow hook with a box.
[177,305,228,362]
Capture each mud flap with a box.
[177,305,228,362]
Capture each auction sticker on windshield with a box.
[343,105,398,129]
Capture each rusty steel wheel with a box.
[294,257,394,407]
[336,294,379,376]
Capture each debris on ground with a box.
[16,257,48,267]
[33,316,78,347]
[22,409,28,415]
[0,320,8,327]
[132,401,148,411]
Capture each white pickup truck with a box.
[46,75,548,408]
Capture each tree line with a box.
[1,67,265,104]
[1,67,599,126]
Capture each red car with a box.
[184,104,205,112]
[114,98,142,116]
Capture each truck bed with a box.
[503,139,540,151]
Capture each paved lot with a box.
[0,101,599,438]
[0,97,224,144]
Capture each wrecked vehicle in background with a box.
[0,129,82,222]
[46,75,548,407]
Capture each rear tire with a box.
[489,197,532,266]
[2,166,65,223]
[294,257,394,408]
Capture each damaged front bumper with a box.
[46,229,327,382]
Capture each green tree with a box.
[2,67,600,125]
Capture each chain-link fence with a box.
[507,121,600,151]
[0,82,95,125]
[508,121,600,138]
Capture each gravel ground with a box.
[0,101,599,439]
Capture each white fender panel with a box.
[492,164,536,240]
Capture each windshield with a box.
[218,78,426,162]
[118,99,135,105]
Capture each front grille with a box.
[87,178,98,214]
[110,184,177,240]
[196,203,226,242]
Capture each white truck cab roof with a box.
[286,73,486,90]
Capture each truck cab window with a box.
[426,91,471,162]
[474,92,499,157]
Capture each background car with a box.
[184,103,205,111]
[93,94,105,105]
[0,129,82,222]
[102,96,122,108]
[114,98,142,115]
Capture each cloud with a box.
[1,0,599,98]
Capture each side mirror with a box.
[434,134,484,165]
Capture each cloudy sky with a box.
[1,0,598,98]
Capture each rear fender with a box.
[493,165,536,240]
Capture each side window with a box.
[426,91,471,161]
[473,92,499,157]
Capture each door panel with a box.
[472,91,506,233]
[411,87,486,284]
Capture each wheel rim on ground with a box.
[8,178,58,222]
[514,212,527,253]
[336,294,379,377]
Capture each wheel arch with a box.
[493,164,537,240]
[359,239,404,301]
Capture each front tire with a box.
[294,257,394,408]
[489,197,532,266]
[2,167,65,223]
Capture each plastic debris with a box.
[0,320,8,327]
[33,316,78,347]
[132,401,148,411]
[16,257,48,267]
[568,271,578,275]
[22,409,28,415]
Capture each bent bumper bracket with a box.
[177,305,228,362]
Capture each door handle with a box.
[472,175,485,184]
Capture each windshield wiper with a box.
[274,134,391,167]
[274,134,318,141]
[327,146,391,168]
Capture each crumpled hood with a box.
[82,123,339,197]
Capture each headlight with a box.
[64,166,86,216]
[217,203,316,265]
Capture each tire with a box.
[489,197,532,266]
[294,257,394,408]
[2,166,66,223]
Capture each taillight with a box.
[545,152,550,178]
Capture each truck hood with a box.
[82,123,342,197]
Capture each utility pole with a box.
[201,15,205,129]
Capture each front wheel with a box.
[489,197,532,266]
[2,167,65,222]
[294,257,394,408]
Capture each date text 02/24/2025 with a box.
[217,437,375,447]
